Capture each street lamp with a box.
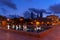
[36,21,40,26]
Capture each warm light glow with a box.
[59,22,60,24]
[20,18,23,21]
[41,22,44,24]
[56,19,59,21]
[52,23,56,25]
[2,21,7,27]
[36,21,40,25]
[30,22,33,24]
[47,22,49,24]
[52,18,54,20]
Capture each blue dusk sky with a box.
[0,0,60,17]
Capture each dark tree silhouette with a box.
[24,10,36,19]
[24,8,51,19]
[24,11,31,19]
[29,8,46,18]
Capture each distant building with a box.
[46,15,59,25]
[0,15,7,27]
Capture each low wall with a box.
[0,25,56,38]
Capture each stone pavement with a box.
[0,25,60,40]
